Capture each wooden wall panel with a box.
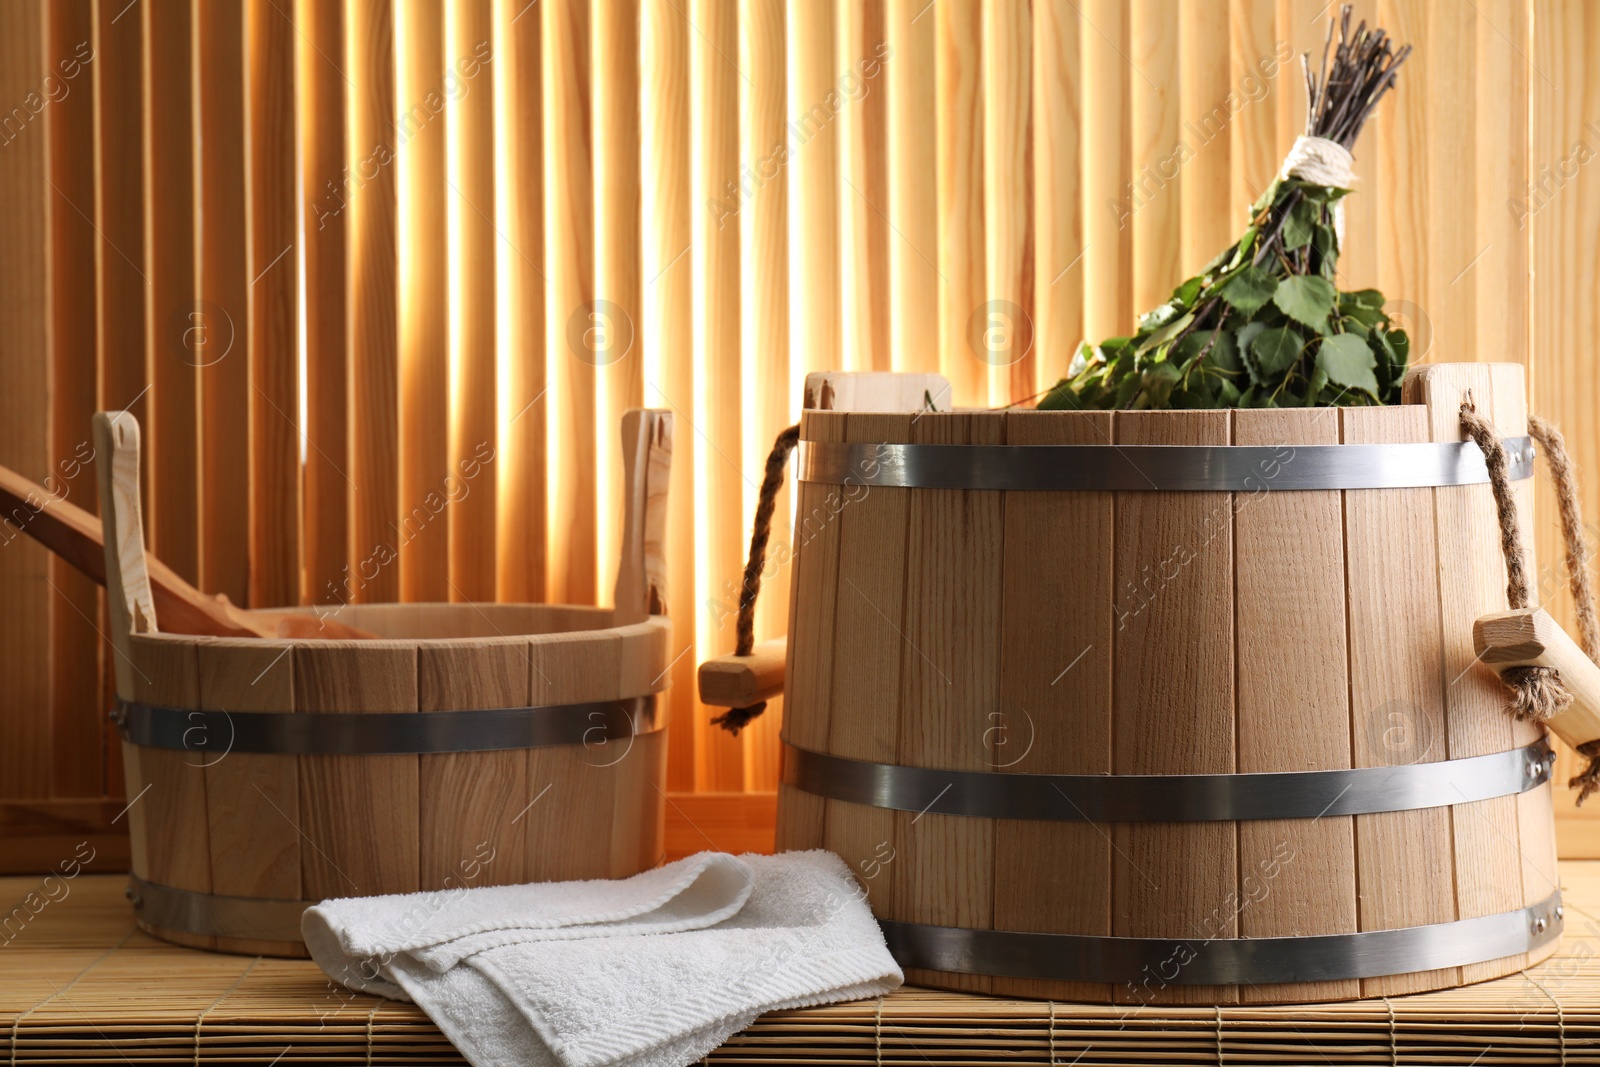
[11,0,1600,864]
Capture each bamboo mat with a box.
[6,868,1600,1066]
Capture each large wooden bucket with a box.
[106,412,674,958]
[766,363,1561,1004]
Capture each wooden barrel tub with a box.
[103,411,674,958]
[748,363,1562,1004]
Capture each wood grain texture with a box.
[692,0,746,793]
[524,631,620,882]
[495,0,547,606]
[298,0,349,608]
[46,0,102,800]
[419,639,529,888]
[1232,408,1358,1003]
[821,414,913,926]
[544,0,597,606]
[449,0,499,603]
[991,410,1111,1002]
[1405,364,1527,980]
[1178,0,1230,274]
[295,641,419,900]
[886,0,937,377]
[1129,0,1179,315]
[790,0,838,375]
[128,635,212,950]
[1112,409,1236,1006]
[1342,403,1459,997]
[595,0,643,619]
[891,411,1004,995]
[1031,0,1081,386]
[775,411,846,851]
[982,0,1033,404]
[640,0,695,792]
[141,0,199,586]
[346,0,400,604]
[398,0,451,604]
[198,639,301,956]
[840,0,890,374]
[1078,0,1130,343]
[196,0,250,609]
[740,0,790,792]
[935,0,985,407]
[246,0,301,611]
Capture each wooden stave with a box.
[782,371,1555,1004]
[120,610,669,957]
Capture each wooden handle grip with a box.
[1474,607,1600,748]
[698,636,787,707]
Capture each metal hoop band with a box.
[799,437,1536,492]
[782,739,1553,822]
[879,892,1563,985]
[113,695,661,756]
[127,876,307,943]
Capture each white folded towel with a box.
[302,850,902,1067]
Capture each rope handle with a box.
[1464,400,1600,801]
[710,424,800,735]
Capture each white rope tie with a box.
[1281,134,1355,246]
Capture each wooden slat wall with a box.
[9,0,1600,856]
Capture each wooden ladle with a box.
[0,417,375,640]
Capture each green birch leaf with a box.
[1316,332,1380,395]
[1250,325,1304,381]
[1283,198,1316,250]
[1272,274,1336,329]
[1218,266,1277,314]
[1207,330,1242,374]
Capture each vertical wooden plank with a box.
[524,632,621,881]
[296,642,419,899]
[641,0,696,791]
[891,411,1003,995]
[1031,0,1080,384]
[1178,0,1230,274]
[774,410,846,851]
[449,0,499,602]
[1129,0,1179,315]
[1405,364,1527,981]
[347,0,401,604]
[691,0,746,793]
[398,0,451,603]
[1342,403,1459,996]
[935,0,984,406]
[545,0,597,606]
[130,636,213,950]
[1227,0,1278,240]
[1489,363,1560,966]
[1079,0,1131,342]
[142,0,199,583]
[886,0,937,376]
[420,640,530,887]
[248,0,301,610]
[1375,0,1427,337]
[0,0,52,802]
[495,0,548,604]
[982,0,1033,404]
[1472,0,1527,377]
[1425,0,1476,368]
[1112,409,1235,1006]
[47,0,105,799]
[821,413,912,925]
[1233,408,1359,1003]
[791,0,839,373]
[741,0,790,792]
[991,410,1112,1003]
[196,0,251,608]
[299,0,350,608]
[596,0,644,609]
[839,0,891,373]
[199,639,301,956]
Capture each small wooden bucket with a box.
[705,364,1562,1004]
[100,411,674,958]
